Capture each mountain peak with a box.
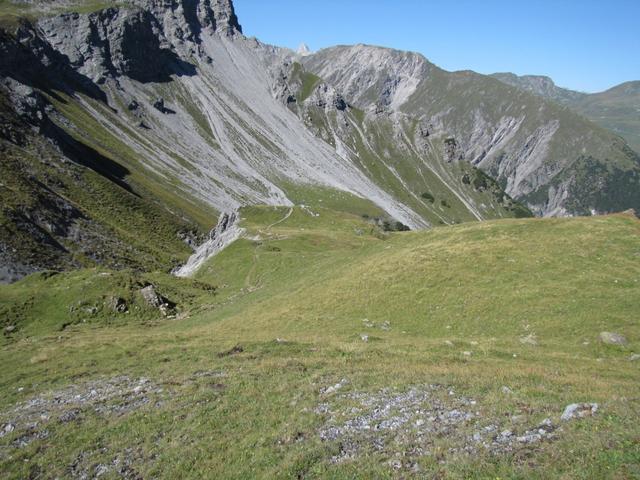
[297,43,311,56]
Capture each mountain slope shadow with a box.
[41,119,136,196]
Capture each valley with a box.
[0,0,639,478]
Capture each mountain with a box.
[573,81,640,153]
[492,73,640,153]
[0,0,639,282]
[301,46,640,217]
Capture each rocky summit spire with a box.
[210,0,243,35]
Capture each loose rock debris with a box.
[0,376,165,449]
[314,383,586,468]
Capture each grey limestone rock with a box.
[561,403,598,421]
[599,332,627,346]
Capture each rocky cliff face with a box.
[37,0,242,85]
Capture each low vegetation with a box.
[0,207,638,478]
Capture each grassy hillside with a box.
[572,81,640,154]
[1,207,638,478]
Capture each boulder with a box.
[599,332,627,345]
[107,296,128,313]
[140,285,163,308]
[139,284,174,315]
[561,403,598,421]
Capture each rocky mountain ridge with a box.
[302,45,640,216]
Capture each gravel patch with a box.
[0,376,165,449]
[315,383,566,469]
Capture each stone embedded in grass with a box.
[462,351,472,357]
[321,378,349,395]
[58,409,80,424]
[360,334,369,342]
[629,353,640,361]
[0,423,15,438]
[519,334,538,346]
[599,332,627,345]
[561,403,599,421]
[501,386,513,395]
[217,345,244,358]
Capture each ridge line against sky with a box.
[234,0,640,93]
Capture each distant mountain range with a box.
[491,73,640,153]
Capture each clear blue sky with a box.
[234,0,640,93]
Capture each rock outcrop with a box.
[173,211,244,278]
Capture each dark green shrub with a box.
[421,192,435,203]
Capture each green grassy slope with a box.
[572,81,640,154]
[1,208,638,478]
